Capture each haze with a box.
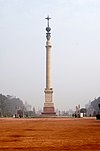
[0,0,100,110]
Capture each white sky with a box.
[0,0,100,111]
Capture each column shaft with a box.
[46,40,52,90]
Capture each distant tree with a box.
[98,103,100,110]
[91,97,100,113]
[0,94,7,116]
[0,93,24,117]
[96,103,100,120]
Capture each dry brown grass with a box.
[0,117,100,151]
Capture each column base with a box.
[42,107,56,116]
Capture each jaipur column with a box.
[42,16,56,116]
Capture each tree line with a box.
[0,93,24,117]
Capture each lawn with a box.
[0,117,100,151]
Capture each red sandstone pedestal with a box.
[42,107,56,116]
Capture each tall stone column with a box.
[42,16,56,116]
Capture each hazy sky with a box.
[0,0,100,111]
